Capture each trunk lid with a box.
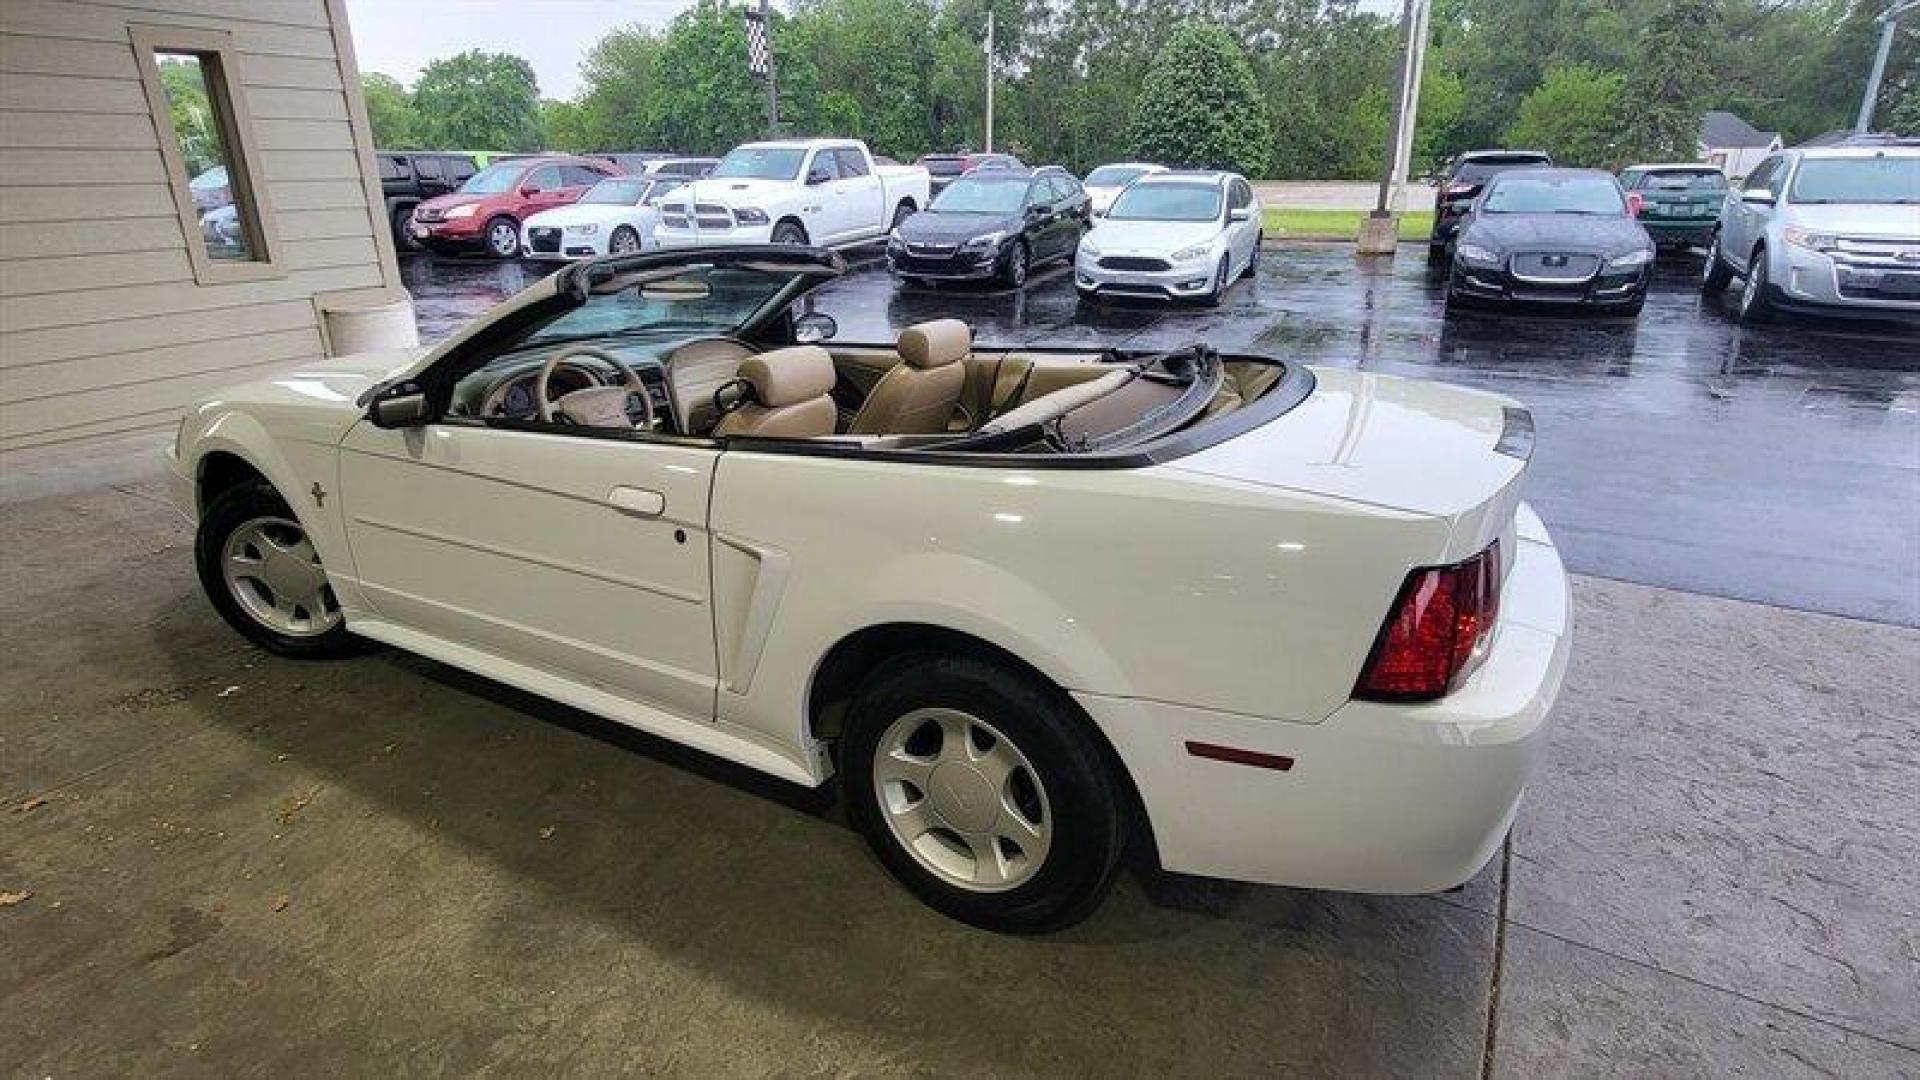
[1169,367,1530,559]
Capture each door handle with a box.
[607,486,665,517]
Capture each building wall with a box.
[0,0,404,452]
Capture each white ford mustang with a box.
[167,245,1571,932]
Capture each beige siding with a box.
[0,0,400,452]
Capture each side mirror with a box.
[1740,187,1775,206]
[793,310,838,344]
[1024,204,1047,219]
[1228,207,1253,222]
[368,383,429,428]
[806,169,832,186]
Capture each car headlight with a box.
[564,223,598,235]
[733,208,769,225]
[1078,236,1101,258]
[443,204,476,219]
[1783,227,1838,253]
[960,231,1005,251]
[1456,242,1500,267]
[1605,247,1653,270]
[1170,244,1212,263]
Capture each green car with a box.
[1618,164,1729,250]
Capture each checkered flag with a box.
[744,8,771,78]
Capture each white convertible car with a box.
[167,246,1571,932]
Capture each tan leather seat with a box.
[711,345,837,438]
[846,319,969,435]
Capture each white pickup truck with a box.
[652,138,930,250]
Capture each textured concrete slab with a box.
[1509,576,1920,1048]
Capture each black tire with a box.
[1427,241,1449,263]
[194,480,361,660]
[395,207,422,252]
[1242,236,1262,278]
[1201,253,1231,306]
[1701,231,1734,292]
[609,225,642,254]
[771,220,808,245]
[483,215,519,259]
[841,653,1125,933]
[1735,245,1775,324]
[1000,240,1029,289]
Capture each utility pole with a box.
[760,0,779,138]
[983,8,996,152]
[744,0,779,138]
[1856,1,1919,133]
[1358,0,1427,256]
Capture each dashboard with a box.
[451,335,757,435]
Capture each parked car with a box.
[199,202,244,256]
[166,243,1571,933]
[377,151,479,250]
[1617,163,1728,251]
[1445,168,1654,316]
[1082,162,1166,215]
[1430,150,1553,259]
[887,166,1090,288]
[1701,143,1920,324]
[188,165,230,211]
[521,175,687,261]
[593,153,719,179]
[409,155,620,258]
[918,151,1025,194]
[1074,170,1262,305]
[653,138,931,249]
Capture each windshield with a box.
[1789,156,1920,205]
[1638,169,1727,192]
[580,179,650,205]
[459,163,523,195]
[523,266,799,347]
[1106,183,1223,222]
[1085,165,1150,187]
[931,175,1028,213]
[1483,173,1625,214]
[710,147,806,181]
[1455,158,1549,184]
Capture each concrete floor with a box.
[3,245,1917,1076]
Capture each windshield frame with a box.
[1105,182,1225,223]
[710,147,808,182]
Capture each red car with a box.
[409,155,620,258]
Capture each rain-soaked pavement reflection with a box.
[401,245,1918,625]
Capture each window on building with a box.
[133,25,281,283]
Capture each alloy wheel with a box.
[610,227,641,254]
[488,221,518,257]
[1007,244,1027,288]
[871,707,1052,893]
[220,516,340,637]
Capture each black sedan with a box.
[887,166,1090,289]
[1446,168,1656,316]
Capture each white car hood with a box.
[525,203,651,229]
[665,176,787,208]
[1783,202,1919,240]
[1086,219,1220,256]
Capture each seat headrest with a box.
[740,346,835,408]
[897,319,970,369]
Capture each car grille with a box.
[694,203,734,229]
[907,242,958,256]
[1510,252,1600,282]
[527,227,561,253]
[661,205,690,228]
[1098,256,1172,272]
[1836,267,1920,300]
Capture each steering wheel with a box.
[534,345,656,430]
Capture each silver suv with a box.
[1701,142,1919,323]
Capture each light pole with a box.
[983,7,996,152]
[743,0,779,138]
[1856,0,1919,134]
[1357,0,1430,256]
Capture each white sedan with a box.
[521,176,686,261]
[166,244,1571,933]
[1082,161,1165,215]
[1076,170,1264,305]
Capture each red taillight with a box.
[1355,543,1501,701]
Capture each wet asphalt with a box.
[402,244,1919,627]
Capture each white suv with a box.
[1702,141,1920,323]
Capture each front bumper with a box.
[1077,503,1572,893]
[1074,252,1217,300]
[887,241,1002,280]
[411,216,486,252]
[522,225,611,262]
[1451,260,1648,308]
[654,222,776,249]
[1768,244,1920,317]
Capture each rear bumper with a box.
[1641,219,1715,245]
[1078,503,1572,893]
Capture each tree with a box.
[1619,0,1717,163]
[1504,64,1625,168]
[155,57,219,175]
[412,50,542,151]
[539,99,591,152]
[1128,22,1271,176]
[575,26,665,150]
[361,73,420,149]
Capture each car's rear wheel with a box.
[1701,231,1733,292]
[609,225,642,254]
[484,216,519,258]
[842,653,1125,933]
[195,481,360,659]
[1736,245,1775,324]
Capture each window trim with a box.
[131,24,284,284]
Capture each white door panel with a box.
[338,422,719,720]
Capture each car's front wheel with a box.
[842,653,1125,933]
[1202,252,1231,306]
[195,480,360,659]
[1701,231,1733,292]
[484,216,519,258]
[1000,241,1029,289]
[609,225,642,254]
[1736,245,1775,324]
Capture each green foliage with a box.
[1505,64,1626,168]
[1128,23,1271,176]
[156,58,222,176]
[412,50,542,152]
[538,99,591,153]
[1619,0,1717,163]
[574,27,665,150]
[361,73,420,149]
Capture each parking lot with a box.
[3,244,1916,1076]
